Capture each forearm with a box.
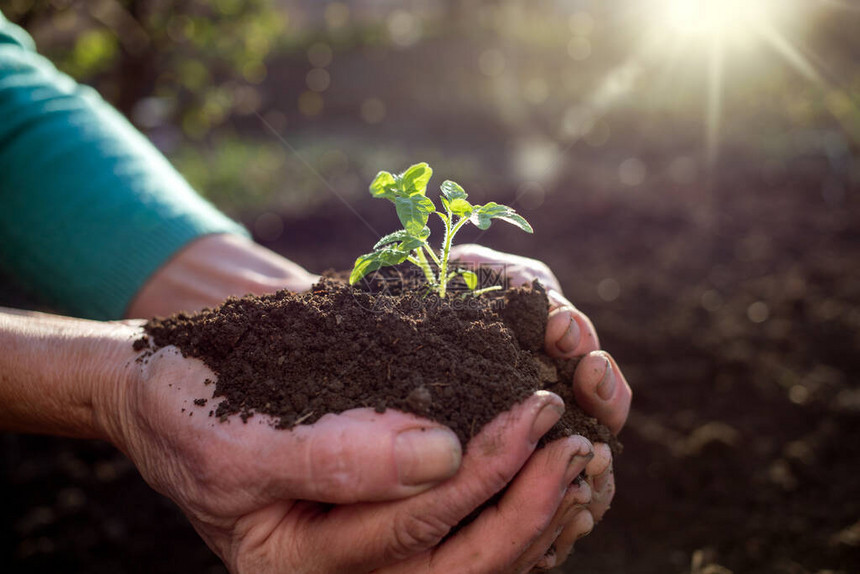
[0,16,247,320]
[0,308,133,442]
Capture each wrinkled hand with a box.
[451,244,632,569]
[127,234,320,318]
[109,329,602,573]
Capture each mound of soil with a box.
[136,272,619,453]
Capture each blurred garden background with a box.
[2,0,860,573]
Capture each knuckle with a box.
[488,460,516,491]
[388,511,453,560]
[536,262,553,278]
[307,434,362,499]
[471,452,520,497]
[567,479,593,508]
[310,463,352,497]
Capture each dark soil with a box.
[137,272,618,453]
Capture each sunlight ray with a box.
[755,22,822,83]
[756,22,860,144]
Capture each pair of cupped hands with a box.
[119,237,632,573]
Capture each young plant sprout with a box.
[349,163,533,297]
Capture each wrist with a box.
[0,309,138,446]
[87,321,142,451]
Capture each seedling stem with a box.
[349,163,533,297]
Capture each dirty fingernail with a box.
[535,545,557,570]
[565,451,595,485]
[596,357,616,401]
[395,428,462,487]
[529,400,565,443]
[574,511,595,540]
[555,315,581,355]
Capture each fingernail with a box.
[529,400,565,443]
[555,315,581,355]
[574,511,595,540]
[535,545,557,570]
[395,428,462,487]
[596,356,616,401]
[565,452,595,485]
[577,526,594,541]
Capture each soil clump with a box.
[137,269,619,453]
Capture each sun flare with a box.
[633,0,859,165]
[659,0,776,43]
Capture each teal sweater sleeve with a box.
[0,13,248,319]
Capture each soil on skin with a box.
[138,270,619,453]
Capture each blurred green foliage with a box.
[5,0,859,220]
[171,131,483,218]
[6,0,284,138]
[172,135,310,214]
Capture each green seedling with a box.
[349,162,533,297]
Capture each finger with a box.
[546,287,572,312]
[584,442,611,482]
[552,508,595,566]
[585,443,615,523]
[449,244,562,292]
[529,445,611,572]
[295,392,567,572]
[400,435,595,574]
[571,351,632,434]
[545,306,600,359]
[515,464,594,573]
[241,408,463,504]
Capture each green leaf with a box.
[440,180,468,201]
[395,195,436,235]
[370,171,397,199]
[459,269,478,290]
[374,229,411,249]
[470,202,533,233]
[349,246,410,284]
[494,211,532,233]
[373,227,430,250]
[448,197,473,217]
[399,235,427,252]
[399,163,433,196]
[349,253,382,284]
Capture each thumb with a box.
[290,392,566,573]
[251,408,463,504]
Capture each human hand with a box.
[127,234,320,318]
[108,327,599,573]
[450,244,633,569]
